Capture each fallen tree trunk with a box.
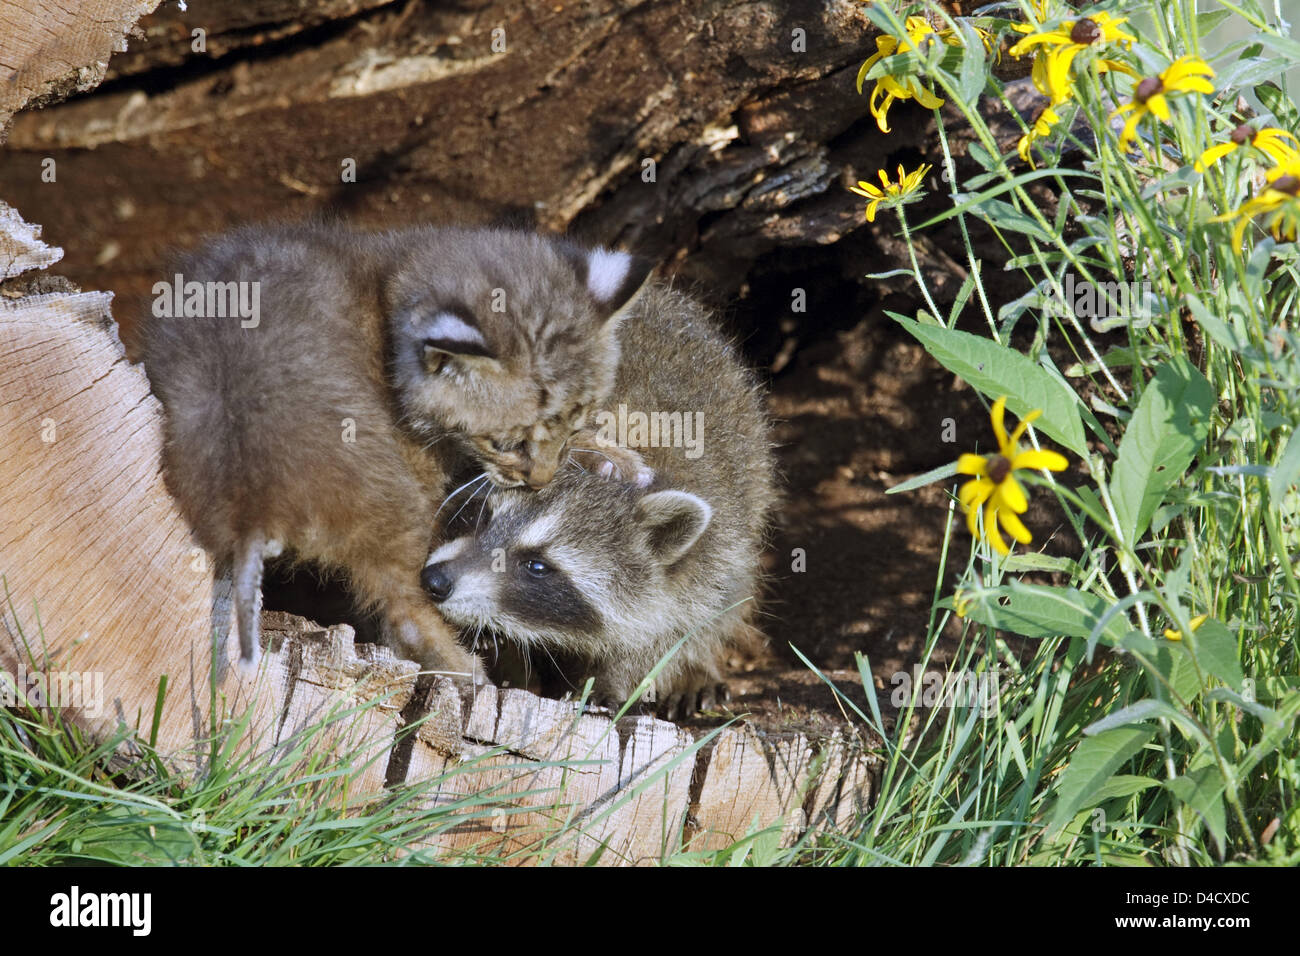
[0,0,1011,364]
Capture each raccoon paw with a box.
[570,440,654,487]
[660,682,731,722]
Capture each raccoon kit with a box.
[140,221,649,674]
[423,283,777,715]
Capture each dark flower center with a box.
[1070,18,1101,45]
[1231,123,1254,145]
[1273,175,1300,196]
[988,455,1012,484]
[1135,77,1163,103]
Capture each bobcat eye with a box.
[522,558,552,578]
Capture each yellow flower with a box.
[1113,56,1215,149]
[1163,614,1207,641]
[956,396,1069,556]
[1211,170,1300,247]
[1195,124,1300,172]
[849,163,932,222]
[1010,11,1136,105]
[953,588,973,618]
[1018,104,1064,167]
[855,16,990,133]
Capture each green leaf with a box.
[887,461,958,495]
[999,552,1077,574]
[1120,631,1203,705]
[1163,766,1227,856]
[893,316,1089,457]
[948,270,977,327]
[1183,617,1244,690]
[965,198,1054,242]
[1193,9,1232,35]
[1185,294,1242,352]
[1256,81,1300,130]
[916,170,1098,231]
[1082,699,1183,735]
[954,582,1129,645]
[1269,430,1300,500]
[1091,774,1159,802]
[1050,725,1157,835]
[1110,358,1214,544]
[955,21,987,103]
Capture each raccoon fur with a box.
[140,220,649,674]
[422,282,777,715]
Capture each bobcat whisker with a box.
[447,477,490,527]
[435,472,489,520]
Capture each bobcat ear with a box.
[559,241,652,324]
[410,306,495,363]
[635,490,712,566]
[587,248,652,323]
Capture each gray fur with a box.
[424,283,777,711]
[140,220,648,671]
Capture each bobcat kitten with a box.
[422,283,777,716]
[140,221,649,673]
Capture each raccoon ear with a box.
[635,490,712,566]
[560,243,652,324]
[410,307,495,363]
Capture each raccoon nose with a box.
[421,563,454,602]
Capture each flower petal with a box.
[995,475,1029,514]
[956,453,988,476]
[1119,106,1144,147]
[1007,407,1042,448]
[959,477,994,511]
[1256,128,1300,165]
[997,505,1034,545]
[1012,449,1069,472]
[966,493,982,537]
[1194,141,1238,172]
[870,84,895,133]
[1162,56,1213,89]
[984,504,1010,554]
[914,84,945,109]
[991,396,1009,453]
[1045,45,1081,104]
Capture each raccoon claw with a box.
[658,682,730,721]
[594,457,654,487]
[569,436,653,487]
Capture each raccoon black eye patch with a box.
[521,557,552,578]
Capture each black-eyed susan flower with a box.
[1018,104,1064,167]
[957,396,1069,555]
[1212,169,1300,246]
[1113,56,1215,149]
[1163,614,1207,641]
[1195,124,1300,172]
[1010,11,1136,105]
[849,162,932,222]
[855,16,992,134]
[856,16,947,133]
